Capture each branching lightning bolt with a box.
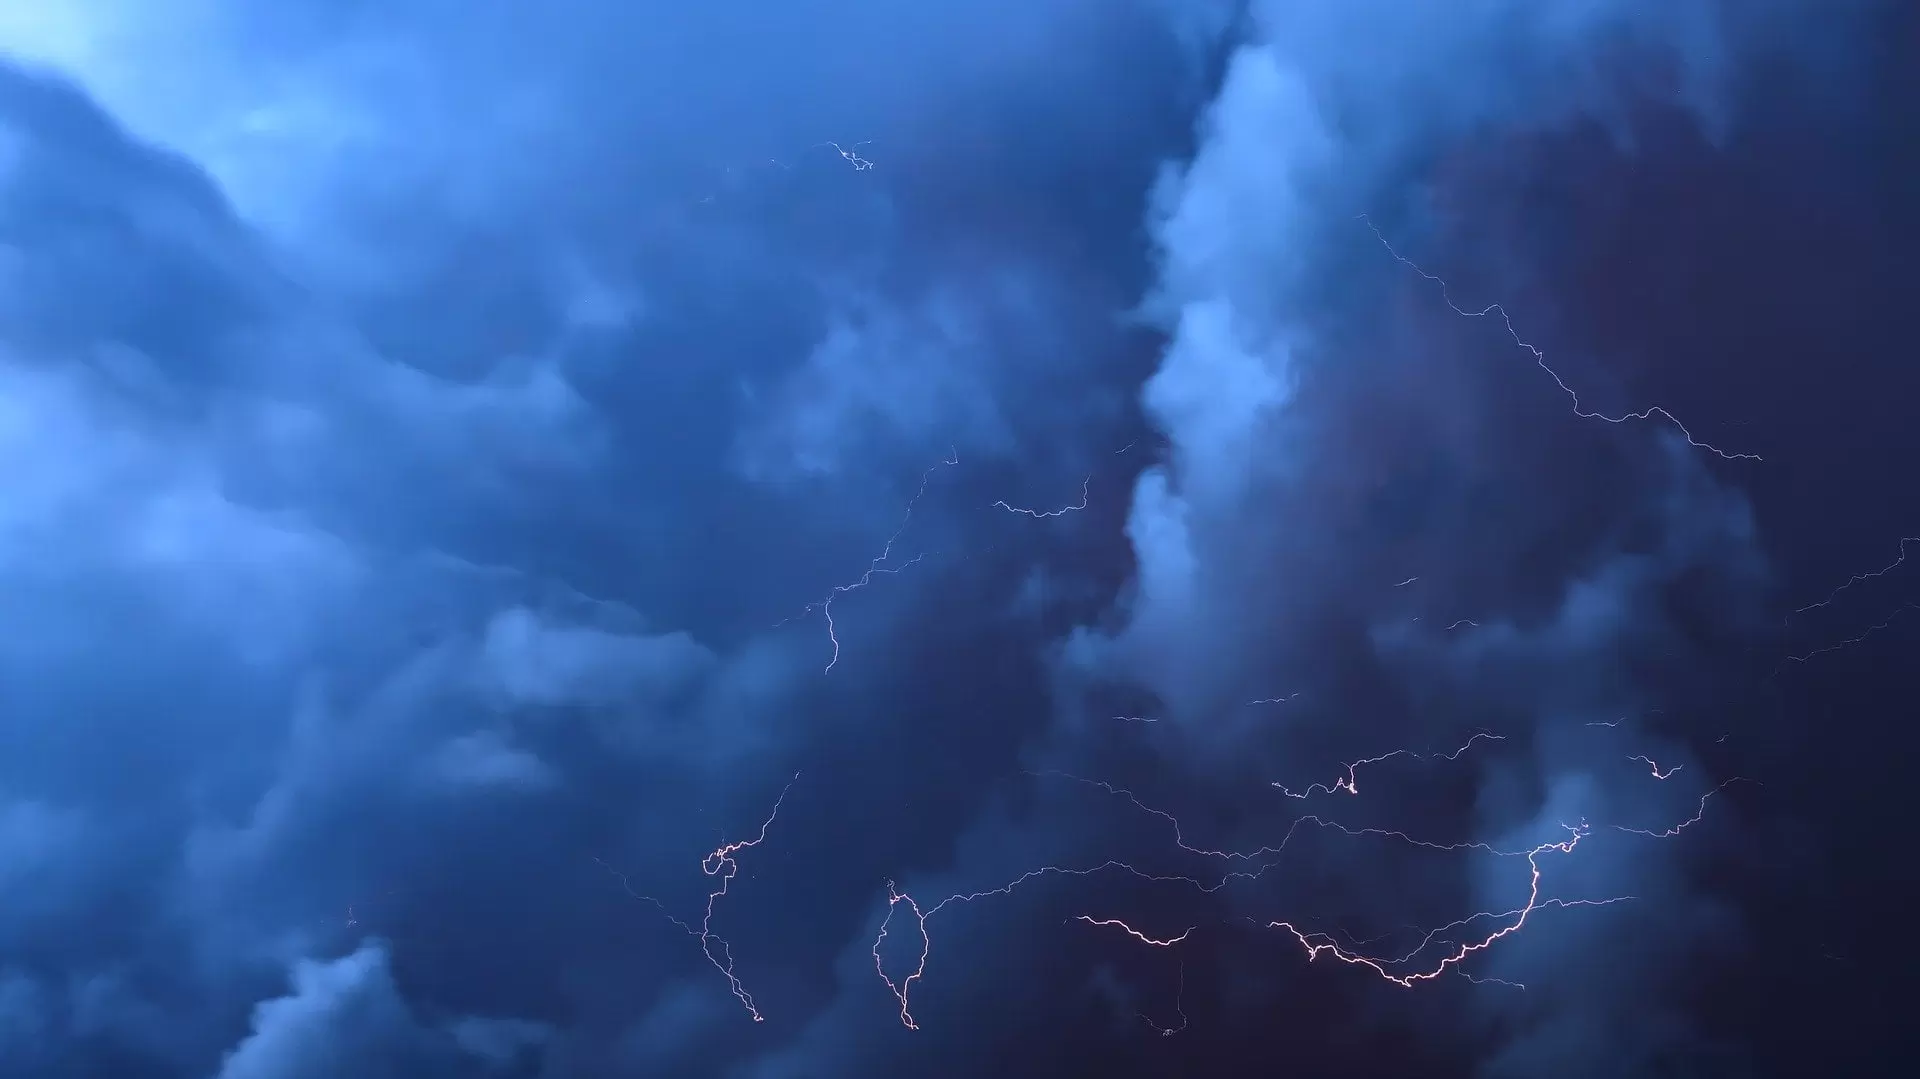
[874,752,1743,1027]
[1266,821,1593,987]
[602,773,799,1022]
[1270,731,1503,800]
[818,140,876,171]
[1363,217,1759,462]
[790,451,956,672]
[1611,778,1751,838]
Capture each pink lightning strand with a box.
[874,759,1746,1028]
[603,773,799,1021]
[1363,217,1759,462]
[1071,915,1195,947]
[1266,820,1592,987]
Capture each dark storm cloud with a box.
[0,1,1895,1077]
[758,2,1867,1077]
[0,1,1223,1076]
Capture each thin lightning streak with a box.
[877,763,1740,1027]
[1792,536,1920,616]
[1629,755,1682,780]
[1385,897,1637,965]
[1782,603,1920,665]
[1393,576,1420,588]
[818,140,876,170]
[1612,778,1752,838]
[1270,731,1503,800]
[1113,715,1161,724]
[602,774,799,1022]
[993,476,1090,518]
[1586,719,1623,728]
[1070,915,1195,947]
[1040,769,1548,861]
[1249,692,1302,705]
[789,450,957,672]
[1445,619,1480,630]
[1459,972,1529,990]
[1363,217,1759,462]
[875,860,1269,1031]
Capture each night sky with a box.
[0,2,1915,1076]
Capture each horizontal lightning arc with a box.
[1071,915,1195,947]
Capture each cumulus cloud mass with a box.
[1,1,1914,1076]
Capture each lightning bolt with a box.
[1248,692,1302,705]
[790,451,957,672]
[1070,915,1196,947]
[818,140,876,171]
[1611,778,1751,838]
[1270,731,1503,800]
[1781,602,1920,667]
[992,476,1090,518]
[1791,536,1920,617]
[1629,755,1682,780]
[1364,217,1759,462]
[874,760,1743,1027]
[602,773,799,1021]
[1265,821,1595,987]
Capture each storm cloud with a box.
[0,2,1911,1077]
